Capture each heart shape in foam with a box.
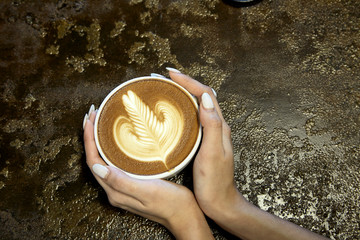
[113,90,184,169]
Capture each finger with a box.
[90,176,147,215]
[90,164,144,204]
[200,95,233,161]
[105,195,163,225]
[198,93,224,158]
[105,186,146,211]
[169,71,208,98]
[89,109,97,122]
[92,164,180,222]
[98,177,165,225]
[83,107,149,211]
[96,165,158,202]
[83,112,104,167]
[168,71,233,158]
[87,163,143,210]
[168,70,225,121]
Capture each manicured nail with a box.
[151,73,166,78]
[92,164,109,179]
[88,104,95,116]
[202,92,214,110]
[83,113,89,130]
[166,67,181,74]
[211,88,217,97]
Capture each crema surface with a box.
[97,79,200,175]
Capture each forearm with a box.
[214,192,328,240]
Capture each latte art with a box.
[113,90,184,168]
[95,77,201,178]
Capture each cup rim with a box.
[94,76,202,180]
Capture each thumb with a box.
[199,93,224,156]
[92,164,150,199]
[92,164,133,192]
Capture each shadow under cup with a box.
[94,76,202,179]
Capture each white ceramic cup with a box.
[94,76,202,179]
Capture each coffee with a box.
[95,77,201,179]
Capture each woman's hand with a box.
[168,70,246,223]
[168,69,329,240]
[83,109,213,240]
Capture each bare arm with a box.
[168,69,329,240]
[214,192,327,240]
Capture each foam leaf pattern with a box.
[113,90,184,168]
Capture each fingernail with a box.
[202,92,214,110]
[166,67,181,74]
[83,113,89,130]
[151,73,166,78]
[211,88,217,97]
[88,104,95,116]
[92,164,109,179]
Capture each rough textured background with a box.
[0,0,359,239]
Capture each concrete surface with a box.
[0,0,359,239]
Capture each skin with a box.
[83,70,329,240]
[168,72,329,240]
[84,111,214,240]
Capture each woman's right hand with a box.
[168,70,246,223]
[168,69,329,240]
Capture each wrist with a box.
[201,185,247,222]
[207,188,250,229]
[165,196,213,240]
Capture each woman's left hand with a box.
[83,109,213,240]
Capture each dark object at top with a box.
[223,0,262,7]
